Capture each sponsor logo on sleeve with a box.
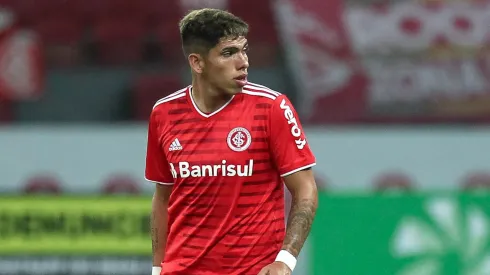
[280,99,307,149]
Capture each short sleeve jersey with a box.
[145,82,316,275]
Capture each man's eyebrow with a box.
[222,42,248,52]
[221,46,240,53]
[222,46,239,51]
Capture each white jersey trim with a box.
[189,87,235,118]
[280,163,317,177]
[244,82,281,96]
[153,87,188,109]
[159,86,188,101]
[145,177,175,185]
[242,90,277,100]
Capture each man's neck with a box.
[191,79,233,114]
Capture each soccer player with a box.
[145,8,318,275]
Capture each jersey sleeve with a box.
[145,109,174,185]
[269,95,316,177]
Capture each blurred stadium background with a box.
[1,0,490,274]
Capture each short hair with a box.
[179,8,249,56]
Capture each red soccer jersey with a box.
[145,82,316,275]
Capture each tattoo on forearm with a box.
[283,198,317,257]
[151,212,159,254]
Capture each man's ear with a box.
[188,53,205,74]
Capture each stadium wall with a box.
[1,125,489,194]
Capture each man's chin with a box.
[227,86,244,95]
[234,79,248,88]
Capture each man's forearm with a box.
[151,195,168,266]
[282,192,318,257]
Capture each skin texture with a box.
[151,184,172,266]
[188,36,249,114]
[257,169,318,275]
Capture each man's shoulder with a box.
[152,86,189,112]
[241,82,283,102]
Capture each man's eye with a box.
[222,52,232,57]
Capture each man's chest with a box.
[161,115,270,167]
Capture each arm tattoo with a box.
[283,198,317,257]
[151,212,159,254]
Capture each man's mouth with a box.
[234,74,248,81]
[234,75,248,87]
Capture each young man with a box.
[145,8,318,275]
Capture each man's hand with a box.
[257,262,292,275]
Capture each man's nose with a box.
[237,56,249,71]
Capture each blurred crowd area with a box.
[0,0,290,123]
[0,0,488,125]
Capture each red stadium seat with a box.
[228,0,279,67]
[150,0,186,64]
[229,2,278,44]
[133,73,182,120]
[3,0,83,27]
[155,20,184,65]
[146,0,176,26]
[23,173,63,194]
[461,171,490,191]
[92,17,147,65]
[0,100,13,123]
[40,0,83,18]
[86,0,150,22]
[373,171,415,193]
[102,173,141,195]
[32,17,84,66]
[178,0,228,11]
[0,0,36,27]
[0,0,16,7]
[1,0,84,66]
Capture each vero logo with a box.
[280,99,307,150]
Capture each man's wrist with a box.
[152,266,161,275]
[274,250,297,272]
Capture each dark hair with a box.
[179,8,249,56]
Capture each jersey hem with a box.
[145,178,175,185]
[280,163,317,177]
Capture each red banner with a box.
[275,0,490,123]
